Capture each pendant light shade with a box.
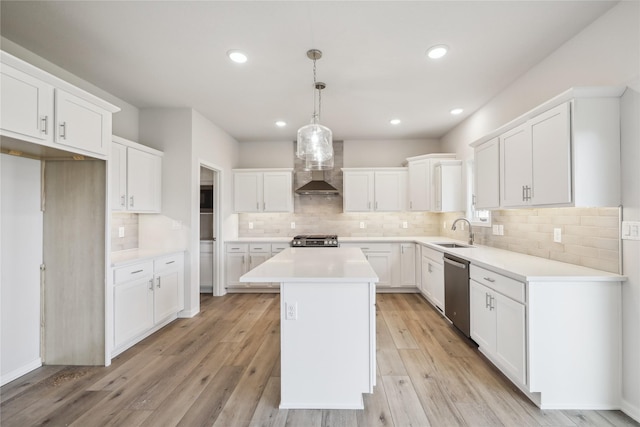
[297,49,333,170]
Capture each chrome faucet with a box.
[451,218,474,245]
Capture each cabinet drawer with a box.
[249,243,270,253]
[470,265,525,303]
[421,246,444,264]
[271,243,290,253]
[114,261,154,285]
[154,253,184,273]
[343,243,392,252]
[226,243,248,253]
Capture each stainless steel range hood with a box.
[295,170,340,195]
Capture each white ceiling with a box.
[0,1,617,142]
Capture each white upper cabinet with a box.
[233,169,293,213]
[501,103,570,207]
[342,168,407,212]
[405,153,456,211]
[55,89,112,156]
[471,87,624,209]
[111,136,163,213]
[0,51,120,158]
[433,160,463,212]
[0,63,53,141]
[473,138,500,210]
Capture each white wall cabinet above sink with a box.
[233,169,293,213]
[0,51,119,158]
[472,87,624,209]
[111,136,163,213]
[342,168,407,212]
[405,153,456,212]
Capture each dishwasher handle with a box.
[444,257,467,269]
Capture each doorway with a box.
[198,164,220,296]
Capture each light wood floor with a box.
[1,293,637,427]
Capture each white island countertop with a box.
[240,247,379,283]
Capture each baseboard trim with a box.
[621,398,640,423]
[1,358,42,387]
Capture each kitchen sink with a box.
[433,242,473,248]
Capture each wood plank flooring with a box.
[2,293,637,427]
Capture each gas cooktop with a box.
[291,234,339,247]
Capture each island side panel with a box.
[280,281,375,409]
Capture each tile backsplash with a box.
[441,207,621,273]
[111,213,139,251]
[240,203,621,273]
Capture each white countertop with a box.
[110,248,184,267]
[240,247,379,283]
[228,235,625,283]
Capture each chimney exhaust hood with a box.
[295,170,340,196]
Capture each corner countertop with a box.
[240,247,378,283]
[110,248,185,267]
[227,236,625,284]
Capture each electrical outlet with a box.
[285,302,297,320]
[291,222,296,229]
[554,228,562,243]
[402,221,408,229]
[118,226,125,238]
[171,220,182,230]
[622,221,640,240]
[359,221,366,229]
[249,222,254,229]
[498,225,504,235]
[492,225,499,235]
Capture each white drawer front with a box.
[421,246,443,264]
[226,243,248,253]
[342,242,392,252]
[154,253,184,273]
[114,261,153,285]
[470,265,525,303]
[249,243,270,253]
[271,243,290,253]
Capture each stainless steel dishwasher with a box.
[444,253,470,338]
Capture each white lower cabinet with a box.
[113,252,184,356]
[470,265,526,386]
[400,243,416,287]
[420,246,445,313]
[225,242,289,292]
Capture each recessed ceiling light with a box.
[427,45,448,59]
[275,120,287,127]
[227,50,248,63]
[450,108,464,115]
[389,119,401,125]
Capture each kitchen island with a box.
[240,247,378,409]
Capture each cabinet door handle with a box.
[375,201,378,210]
[131,269,143,274]
[242,255,245,265]
[410,201,413,209]
[522,185,526,202]
[129,196,134,207]
[368,201,371,210]
[527,186,533,201]
[59,122,67,139]
[256,202,259,210]
[148,279,154,290]
[428,263,433,273]
[483,277,495,283]
[489,295,495,311]
[485,293,491,309]
[165,260,175,265]
[263,202,266,211]
[120,195,126,207]
[40,116,48,135]
[472,194,476,206]
[156,277,161,288]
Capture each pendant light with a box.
[297,49,334,170]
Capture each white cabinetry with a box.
[111,136,163,213]
[470,265,526,386]
[405,154,456,211]
[400,243,416,287]
[0,63,53,141]
[225,242,288,292]
[233,169,293,213]
[0,51,119,158]
[433,160,463,212]
[473,138,500,210]
[420,246,445,313]
[472,87,623,209]
[342,168,407,212]
[112,252,184,356]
